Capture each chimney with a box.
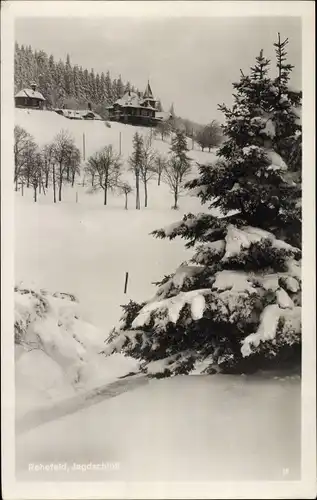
[88,102,92,111]
[30,82,37,91]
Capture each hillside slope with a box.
[15,108,214,165]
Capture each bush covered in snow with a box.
[14,286,105,387]
[104,35,302,376]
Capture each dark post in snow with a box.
[124,272,129,294]
[119,132,122,155]
[21,181,24,196]
[76,191,78,203]
[83,133,86,161]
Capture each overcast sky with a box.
[15,16,301,124]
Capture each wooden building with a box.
[107,81,162,127]
[15,82,45,109]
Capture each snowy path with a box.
[16,374,301,482]
[16,374,148,435]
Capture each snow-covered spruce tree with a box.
[104,36,302,376]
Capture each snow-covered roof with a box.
[15,88,45,101]
[55,109,103,120]
[116,91,140,107]
[111,90,157,111]
[81,110,103,120]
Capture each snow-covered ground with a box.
[15,108,213,164]
[16,374,300,481]
[15,110,219,413]
[14,109,301,483]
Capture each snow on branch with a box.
[154,264,206,300]
[221,224,300,262]
[241,305,301,358]
[132,289,213,328]
[152,213,228,247]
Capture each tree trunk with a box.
[158,171,161,186]
[27,172,30,188]
[173,187,178,209]
[144,180,148,208]
[59,163,62,201]
[72,172,75,187]
[91,174,95,187]
[104,170,109,206]
[125,193,128,210]
[21,181,24,196]
[45,171,49,189]
[42,182,46,196]
[39,177,41,194]
[53,164,56,203]
[34,186,37,203]
[66,165,70,181]
[136,173,140,210]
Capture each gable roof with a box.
[110,90,157,111]
[15,88,45,101]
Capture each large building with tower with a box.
[107,81,168,127]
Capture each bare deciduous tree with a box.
[118,182,133,210]
[84,162,96,187]
[195,121,223,152]
[14,125,38,191]
[87,145,122,205]
[52,130,76,202]
[140,137,156,208]
[14,125,32,190]
[69,147,81,187]
[163,157,191,210]
[205,120,223,151]
[42,143,55,189]
[29,151,44,203]
[154,153,168,186]
[155,119,172,142]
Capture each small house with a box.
[54,108,103,121]
[15,82,45,109]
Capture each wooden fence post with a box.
[124,272,129,294]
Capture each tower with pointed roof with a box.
[142,80,156,109]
